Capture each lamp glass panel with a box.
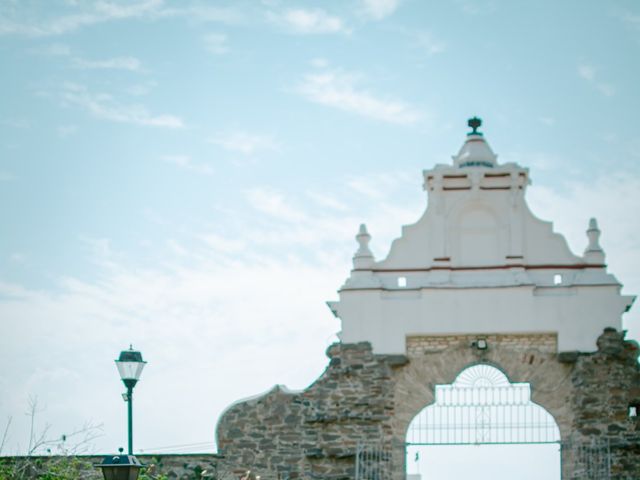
[116,361,146,381]
[100,467,140,480]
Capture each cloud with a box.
[60,83,184,128]
[618,10,640,29]
[36,43,72,56]
[57,124,78,138]
[538,117,556,127]
[0,171,15,182]
[162,155,214,175]
[0,1,242,37]
[577,64,615,97]
[296,68,423,125]
[361,0,401,20]
[413,31,446,56]
[203,33,229,55]
[0,0,164,37]
[198,233,247,254]
[245,188,307,222]
[0,169,421,452]
[31,43,143,72]
[310,57,329,69]
[72,56,143,71]
[274,9,347,34]
[306,191,348,211]
[209,132,279,155]
[1,119,30,128]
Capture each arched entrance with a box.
[405,364,561,479]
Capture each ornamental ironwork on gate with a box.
[355,365,614,479]
[406,364,561,445]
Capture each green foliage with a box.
[138,466,168,480]
[0,456,98,479]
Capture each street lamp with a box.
[115,345,147,455]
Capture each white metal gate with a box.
[406,365,560,446]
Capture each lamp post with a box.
[96,347,147,480]
[115,345,147,455]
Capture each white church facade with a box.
[330,117,633,355]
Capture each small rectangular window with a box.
[398,276,407,287]
[553,274,562,285]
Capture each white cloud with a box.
[72,56,143,71]
[162,5,244,24]
[306,191,348,211]
[414,31,446,56]
[203,33,229,55]
[0,171,15,182]
[276,9,347,34]
[0,0,163,36]
[57,124,78,137]
[31,43,143,72]
[618,10,640,29]
[538,117,556,127]
[162,155,214,175]
[296,68,423,125]
[578,64,615,97]
[37,43,72,56]
[209,131,279,155]
[1,119,30,128]
[577,64,595,81]
[198,233,247,254]
[361,0,401,20]
[125,81,158,96]
[0,1,242,37]
[60,83,184,128]
[310,57,330,69]
[245,188,307,222]
[9,253,26,263]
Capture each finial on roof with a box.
[467,116,482,136]
[353,224,375,269]
[452,117,497,167]
[584,218,605,264]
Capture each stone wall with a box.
[216,343,406,479]
[216,330,640,479]
[564,328,640,478]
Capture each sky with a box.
[1,0,639,476]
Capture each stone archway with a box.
[389,333,573,480]
[403,363,561,479]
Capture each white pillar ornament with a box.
[353,224,375,269]
[584,217,605,264]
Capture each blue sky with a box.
[1,0,639,475]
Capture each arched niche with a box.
[449,205,503,266]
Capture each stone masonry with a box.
[216,329,640,479]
